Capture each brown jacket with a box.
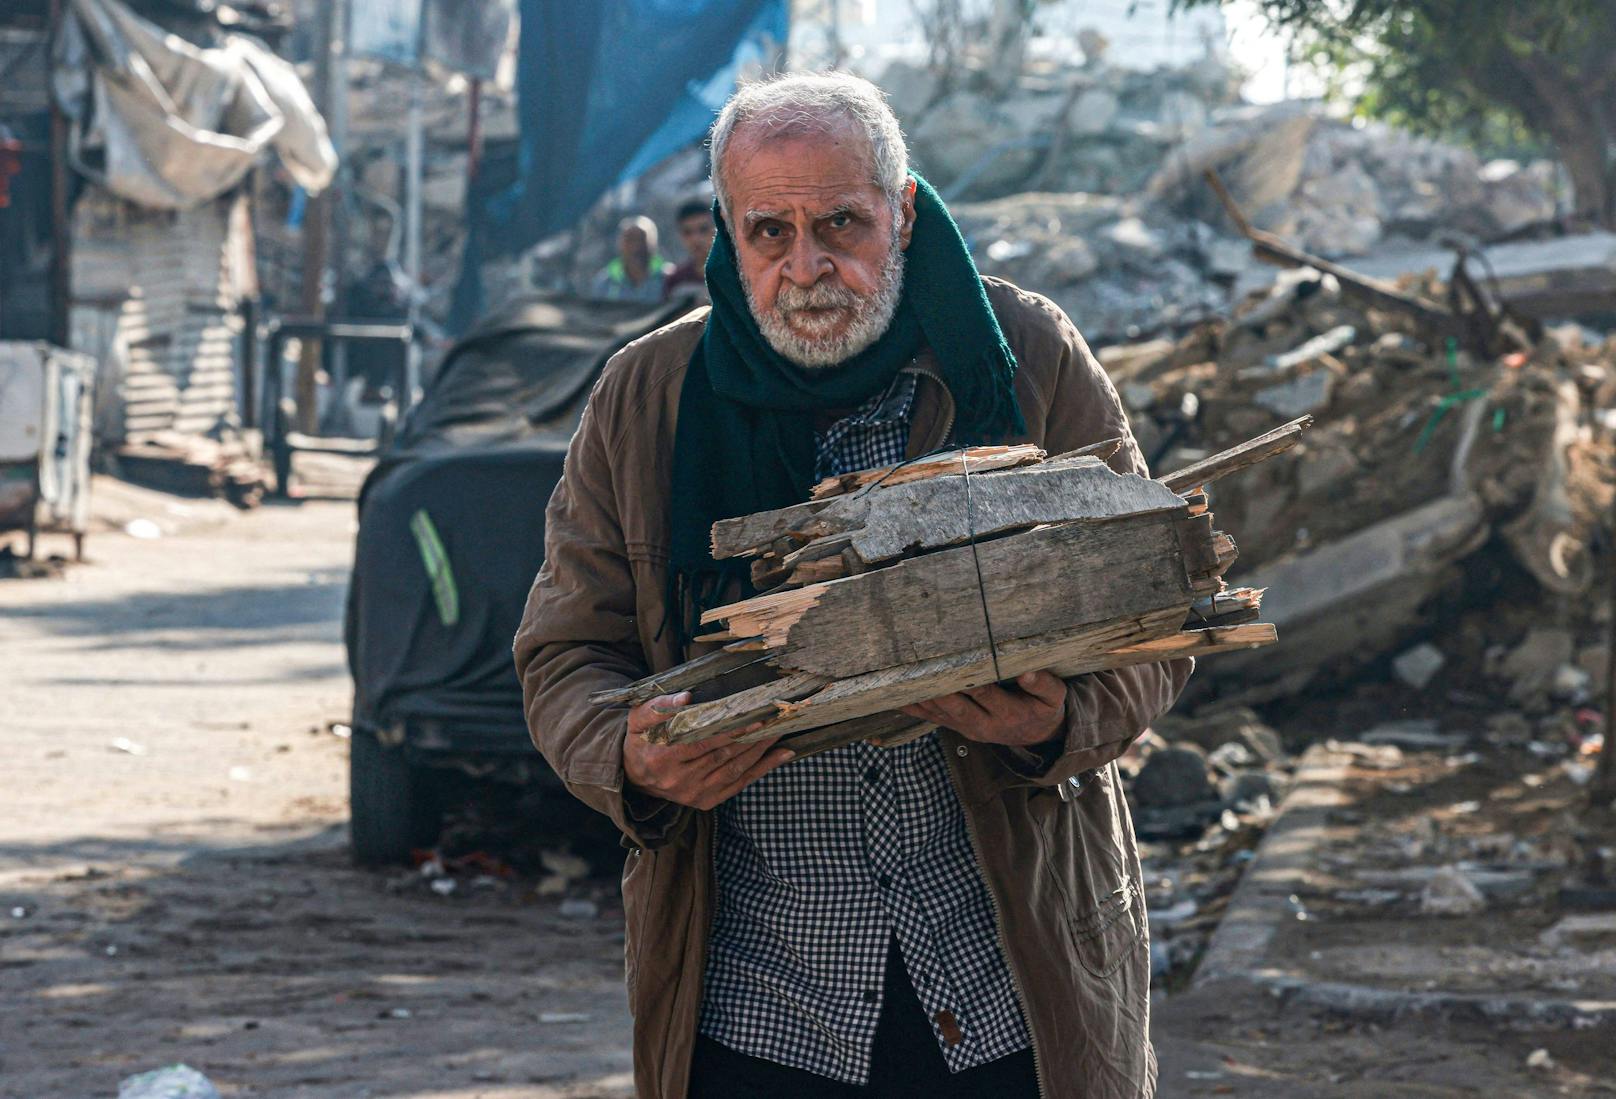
[514,278,1193,1099]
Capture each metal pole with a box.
[402,12,425,406]
[295,0,340,434]
[47,0,72,349]
[327,0,351,409]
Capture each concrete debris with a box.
[1502,628,1577,705]
[1361,721,1466,751]
[1392,644,1447,690]
[1132,744,1218,809]
[1540,914,1616,950]
[1526,1048,1555,1071]
[1419,865,1487,916]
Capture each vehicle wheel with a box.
[349,728,440,866]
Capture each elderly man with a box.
[516,73,1190,1099]
[592,214,672,302]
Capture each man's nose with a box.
[780,234,832,287]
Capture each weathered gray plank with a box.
[786,459,1187,569]
[712,508,1196,680]
[589,646,772,707]
[665,606,1188,744]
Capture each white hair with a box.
[617,214,658,252]
[709,71,910,221]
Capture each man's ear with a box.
[898,177,918,250]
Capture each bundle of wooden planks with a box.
[593,416,1313,759]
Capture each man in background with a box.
[592,214,671,302]
[663,198,716,303]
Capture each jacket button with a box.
[956,745,969,757]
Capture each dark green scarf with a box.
[666,174,1025,640]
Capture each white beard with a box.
[743,218,906,370]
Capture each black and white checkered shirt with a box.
[698,369,1032,1084]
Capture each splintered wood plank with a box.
[809,444,1046,500]
[712,500,836,561]
[665,606,1188,744]
[1161,415,1313,493]
[643,671,829,745]
[1045,622,1276,677]
[716,454,1182,564]
[1048,436,1123,464]
[589,646,772,707]
[707,508,1197,680]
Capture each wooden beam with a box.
[589,645,772,707]
[1161,415,1313,493]
[744,458,1188,576]
[707,508,1197,680]
[665,607,1189,744]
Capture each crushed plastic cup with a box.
[117,1065,221,1099]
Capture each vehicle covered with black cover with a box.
[344,294,690,863]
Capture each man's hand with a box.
[623,691,795,810]
[901,671,1068,748]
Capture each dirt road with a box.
[2,487,633,1098]
[4,482,1610,1098]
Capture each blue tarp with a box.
[450,0,788,331]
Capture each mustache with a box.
[774,281,861,313]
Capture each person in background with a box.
[663,198,716,304]
[592,215,671,303]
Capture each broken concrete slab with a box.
[1392,643,1446,690]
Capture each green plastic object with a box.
[409,508,460,628]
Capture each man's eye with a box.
[829,213,852,228]
[761,224,784,238]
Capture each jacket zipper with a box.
[908,363,957,449]
[944,742,1049,1099]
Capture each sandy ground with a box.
[2,483,632,1099]
[4,477,1613,1098]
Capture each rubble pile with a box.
[1099,265,1616,708]
[877,51,1564,344]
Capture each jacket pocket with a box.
[1068,873,1146,979]
[621,847,649,1003]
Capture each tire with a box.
[349,727,440,866]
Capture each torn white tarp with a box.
[52,0,337,210]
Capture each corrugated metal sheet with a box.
[71,186,249,444]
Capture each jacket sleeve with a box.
[998,297,1194,787]
[512,378,689,848]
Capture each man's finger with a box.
[702,736,776,784]
[707,747,796,805]
[1014,670,1068,707]
[628,691,691,735]
[932,691,993,722]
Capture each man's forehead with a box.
[724,122,879,204]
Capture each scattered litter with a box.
[227,766,253,782]
[429,878,458,897]
[1419,865,1486,916]
[117,1065,220,1099]
[124,519,164,540]
[1148,899,1198,930]
[558,897,599,920]
[110,738,148,756]
[538,1011,592,1024]
[382,1007,412,1020]
[1525,1048,1555,1071]
[328,722,353,739]
[10,906,28,918]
